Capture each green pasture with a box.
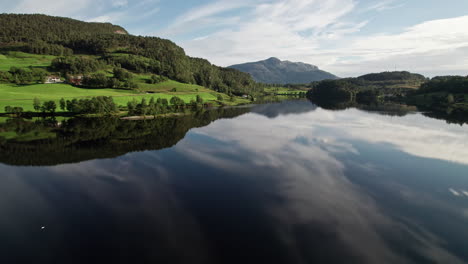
[134,75,207,93]
[113,92,218,107]
[0,52,56,71]
[264,87,304,94]
[0,81,239,113]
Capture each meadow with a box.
[0,51,250,113]
[0,81,246,113]
[264,87,305,95]
[0,52,56,71]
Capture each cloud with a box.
[5,0,468,77]
[11,0,93,17]
[158,0,250,37]
[172,107,468,263]
[176,1,468,77]
[6,0,160,27]
[192,107,468,166]
[178,0,360,68]
[112,0,128,8]
[326,15,468,76]
[362,0,405,12]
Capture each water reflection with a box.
[251,100,317,118]
[0,107,249,166]
[0,102,468,263]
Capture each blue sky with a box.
[2,0,468,77]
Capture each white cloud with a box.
[112,0,128,8]
[5,0,468,77]
[6,0,160,26]
[178,0,360,68]
[175,1,468,77]
[158,0,250,37]
[171,107,468,263]
[11,0,93,17]
[327,15,468,76]
[362,0,404,12]
[191,108,468,165]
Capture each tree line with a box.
[0,67,48,84]
[416,76,468,94]
[127,95,206,117]
[80,68,138,89]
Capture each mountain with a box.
[0,14,258,95]
[229,57,338,85]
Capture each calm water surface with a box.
[1,101,468,264]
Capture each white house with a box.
[45,76,63,84]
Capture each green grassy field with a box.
[0,81,245,113]
[134,75,207,93]
[264,87,305,95]
[0,52,56,71]
[0,51,251,113]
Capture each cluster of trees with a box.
[80,68,138,89]
[0,14,127,43]
[61,96,117,114]
[3,99,57,116]
[307,72,468,115]
[307,72,428,105]
[308,79,356,103]
[51,57,107,74]
[0,14,261,96]
[357,71,426,82]
[416,76,468,94]
[127,95,205,116]
[406,76,468,113]
[0,67,48,84]
[103,54,160,73]
[23,40,73,56]
[3,97,118,116]
[33,98,58,114]
[3,106,24,116]
[149,74,168,84]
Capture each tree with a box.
[12,107,23,116]
[33,97,41,112]
[124,80,139,90]
[42,101,57,115]
[82,73,108,88]
[217,95,224,101]
[196,95,204,105]
[113,67,132,81]
[127,100,137,116]
[149,74,166,84]
[59,98,66,111]
[4,106,12,113]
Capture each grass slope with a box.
[0,81,247,113]
[0,51,250,113]
[0,52,56,71]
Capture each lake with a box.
[1,101,468,264]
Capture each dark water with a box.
[1,101,468,264]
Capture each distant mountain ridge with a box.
[229,57,338,85]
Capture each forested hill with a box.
[0,14,128,42]
[307,71,428,105]
[0,14,259,95]
[229,57,338,85]
[357,71,426,82]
